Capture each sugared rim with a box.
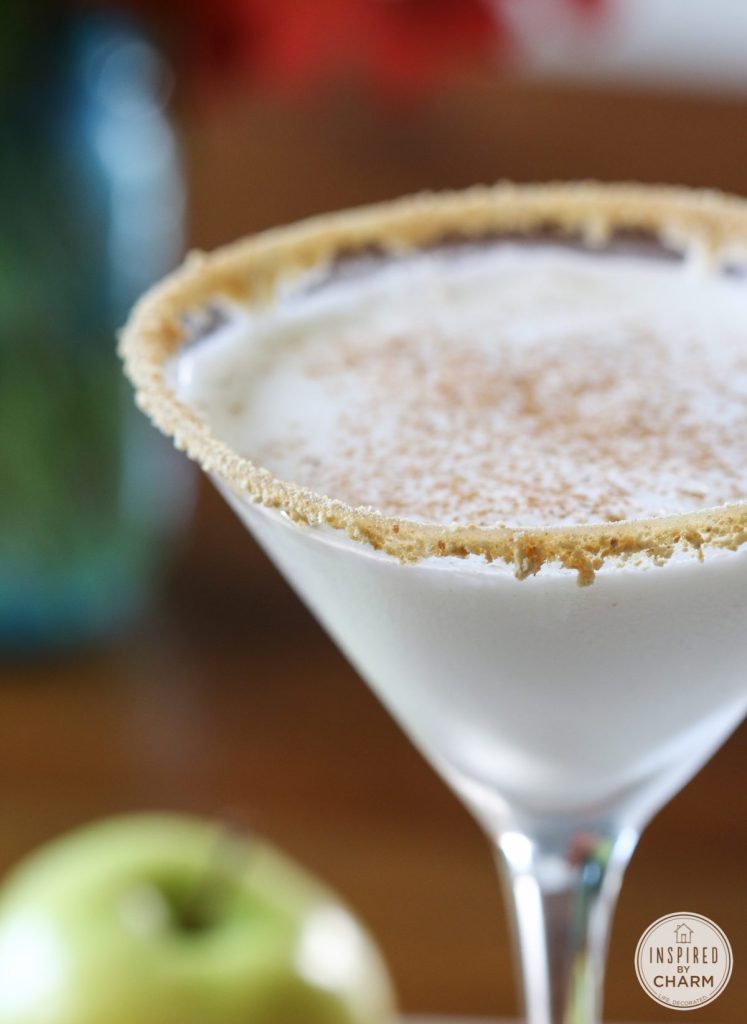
[119,181,747,584]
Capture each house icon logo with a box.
[635,912,733,1010]
[674,922,694,944]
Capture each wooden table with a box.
[0,482,744,1022]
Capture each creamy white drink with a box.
[171,242,747,821]
[121,184,747,1024]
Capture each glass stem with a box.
[496,821,639,1024]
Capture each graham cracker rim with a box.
[119,180,747,584]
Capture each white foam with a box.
[175,244,747,528]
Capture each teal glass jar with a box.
[0,12,191,652]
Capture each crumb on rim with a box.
[119,180,747,585]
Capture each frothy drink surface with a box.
[175,245,747,528]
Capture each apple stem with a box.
[175,821,254,932]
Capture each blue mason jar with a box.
[0,12,192,652]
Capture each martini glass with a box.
[121,183,747,1024]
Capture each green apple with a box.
[0,815,396,1024]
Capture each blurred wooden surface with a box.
[2,76,747,1020]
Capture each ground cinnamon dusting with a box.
[254,323,747,530]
